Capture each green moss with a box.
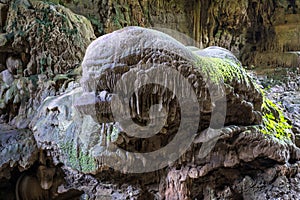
[195,56,249,85]
[60,141,97,173]
[86,14,104,35]
[260,94,292,140]
[195,56,291,141]
[112,3,130,28]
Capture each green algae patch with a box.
[261,96,292,140]
[61,141,97,173]
[195,56,250,85]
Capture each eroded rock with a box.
[29,26,300,199]
[0,69,14,86]
[6,56,22,75]
[0,123,38,179]
[80,26,262,127]
[0,0,95,128]
[6,0,95,76]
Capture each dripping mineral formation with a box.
[27,26,300,198]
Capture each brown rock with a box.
[0,3,8,32]
[0,33,6,46]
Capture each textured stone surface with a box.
[45,0,300,67]
[0,69,13,86]
[29,26,300,199]
[0,1,300,199]
[6,56,22,75]
[255,66,300,148]
[81,26,262,127]
[6,0,95,76]
[0,0,95,128]
[0,123,38,179]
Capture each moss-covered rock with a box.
[81,27,262,127]
[261,94,293,140]
[29,27,300,199]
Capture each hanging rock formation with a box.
[29,26,300,199]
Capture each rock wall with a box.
[46,0,300,68]
[0,0,95,128]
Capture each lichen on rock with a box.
[261,94,293,140]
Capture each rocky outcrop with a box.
[255,66,300,150]
[0,1,95,198]
[28,27,300,199]
[0,0,95,128]
[0,1,299,198]
[80,27,262,126]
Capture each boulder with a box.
[32,27,264,173]
[80,26,262,127]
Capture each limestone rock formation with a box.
[0,123,38,179]
[44,0,300,68]
[0,0,95,128]
[0,1,95,197]
[0,1,299,198]
[79,27,262,127]
[29,27,300,199]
